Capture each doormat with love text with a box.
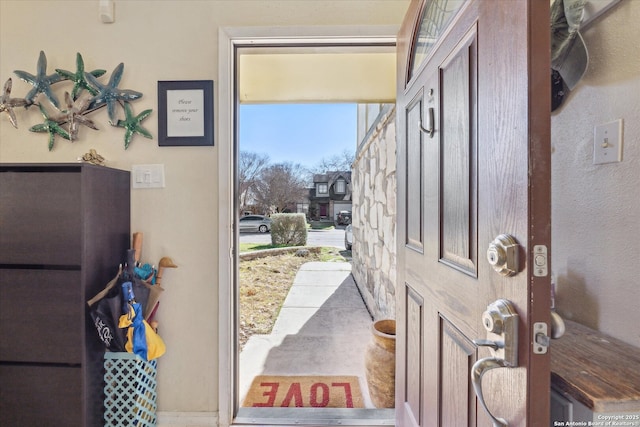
[242,375,364,408]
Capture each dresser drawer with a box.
[0,269,83,363]
[0,364,83,427]
[0,170,82,265]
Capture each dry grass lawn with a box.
[239,248,350,350]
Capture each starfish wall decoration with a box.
[14,51,62,108]
[0,78,28,128]
[2,50,152,150]
[56,92,99,141]
[29,103,71,151]
[86,62,142,125]
[55,52,106,99]
[117,102,153,149]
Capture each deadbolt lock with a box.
[487,234,520,276]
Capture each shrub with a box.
[270,213,308,246]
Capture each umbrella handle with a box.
[132,232,143,263]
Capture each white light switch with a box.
[132,164,165,188]
[593,119,623,165]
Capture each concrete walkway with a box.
[239,261,375,408]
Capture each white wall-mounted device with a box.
[99,0,115,24]
[132,164,165,189]
[593,119,623,165]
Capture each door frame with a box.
[217,25,399,427]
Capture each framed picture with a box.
[158,80,214,146]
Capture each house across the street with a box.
[307,171,352,222]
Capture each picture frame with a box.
[158,80,214,146]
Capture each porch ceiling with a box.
[239,48,396,104]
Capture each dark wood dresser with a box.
[0,163,130,427]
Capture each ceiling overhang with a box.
[238,47,396,104]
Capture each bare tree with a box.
[238,151,269,214]
[310,148,355,174]
[253,162,308,214]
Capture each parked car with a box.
[239,215,271,233]
[344,224,353,250]
[337,210,352,225]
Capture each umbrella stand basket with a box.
[104,352,158,427]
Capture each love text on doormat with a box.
[242,375,364,408]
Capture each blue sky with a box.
[239,103,357,169]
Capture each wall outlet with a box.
[132,164,165,189]
[593,119,623,165]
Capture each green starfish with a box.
[55,53,106,100]
[0,78,28,128]
[14,51,62,108]
[116,102,152,149]
[29,103,71,151]
[86,62,142,125]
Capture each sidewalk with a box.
[239,261,375,408]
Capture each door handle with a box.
[472,357,509,427]
[472,299,519,426]
[419,107,435,138]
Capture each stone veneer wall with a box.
[351,105,396,320]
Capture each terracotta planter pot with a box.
[364,319,396,408]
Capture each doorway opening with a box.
[218,26,399,426]
[236,101,362,406]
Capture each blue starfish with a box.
[14,51,62,108]
[55,53,106,100]
[116,102,153,149]
[0,78,28,128]
[29,103,71,151]
[86,63,142,125]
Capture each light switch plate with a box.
[593,119,623,165]
[132,164,165,189]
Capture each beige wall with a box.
[551,0,640,347]
[0,0,409,418]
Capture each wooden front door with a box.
[395,1,551,426]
